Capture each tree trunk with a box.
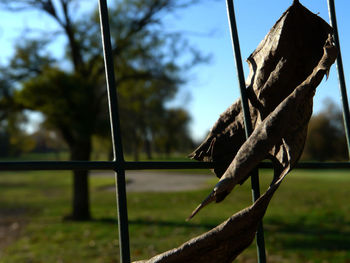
[133,136,141,161]
[71,169,90,220]
[68,138,92,221]
[165,142,171,158]
[145,139,152,160]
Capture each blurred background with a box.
[1,0,350,262]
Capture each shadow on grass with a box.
[96,217,350,251]
[95,217,216,230]
[266,220,350,251]
[0,207,29,250]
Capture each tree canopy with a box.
[1,0,208,220]
[302,99,348,161]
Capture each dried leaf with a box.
[189,1,333,179]
[189,34,337,219]
[136,2,338,262]
[136,35,337,263]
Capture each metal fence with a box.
[1,0,349,263]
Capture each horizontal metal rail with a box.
[1,161,350,171]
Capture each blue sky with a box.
[0,0,349,140]
[173,0,350,140]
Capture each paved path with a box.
[92,171,213,192]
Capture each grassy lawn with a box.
[0,168,350,262]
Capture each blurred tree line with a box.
[302,99,348,161]
[0,0,200,162]
[0,0,204,220]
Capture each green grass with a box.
[1,169,350,262]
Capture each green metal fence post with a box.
[225,1,267,262]
[97,0,131,262]
[327,0,350,159]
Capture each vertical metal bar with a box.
[98,0,131,262]
[327,0,350,159]
[226,1,267,262]
[226,1,253,137]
